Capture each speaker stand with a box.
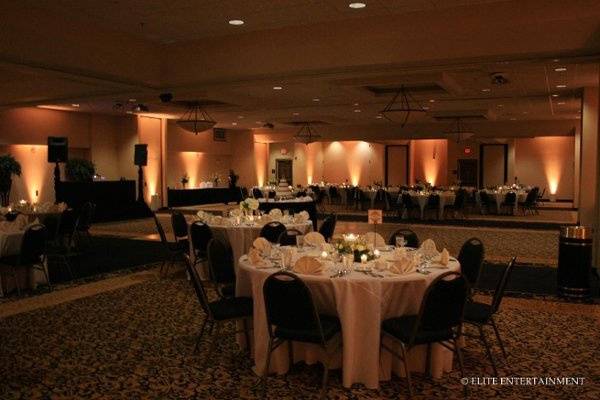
[137,165,144,202]
[53,162,61,204]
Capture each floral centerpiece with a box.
[334,233,375,262]
[239,197,259,215]
[181,173,189,188]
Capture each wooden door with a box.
[276,159,293,185]
[457,159,478,187]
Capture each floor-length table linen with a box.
[237,252,460,389]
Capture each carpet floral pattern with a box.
[1,278,598,399]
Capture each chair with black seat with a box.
[75,201,96,246]
[183,253,252,360]
[190,220,213,267]
[478,191,491,214]
[388,228,419,248]
[318,213,337,242]
[457,237,485,292]
[171,211,189,247]
[537,187,546,207]
[328,185,340,205]
[424,194,440,219]
[268,190,276,199]
[401,192,418,219]
[278,228,304,246]
[0,224,50,296]
[345,187,356,209]
[47,208,79,279]
[252,187,263,199]
[445,189,466,219]
[500,192,517,215]
[463,257,516,376]
[260,221,287,243]
[207,238,236,299]
[262,271,342,398]
[153,213,186,277]
[380,271,469,398]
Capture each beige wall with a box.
[320,141,385,186]
[410,139,448,186]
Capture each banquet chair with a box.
[478,191,492,214]
[537,187,546,206]
[252,187,263,199]
[388,229,420,248]
[262,271,342,398]
[444,189,466,219]
[0,223,50,296]
[401,193,419,219]
[278,228,304,246]
[268,190,276,199]
[380,271,469,398]
[207,238,236,299]
[75,201,96,247]
[46,208,79,279]
[183,254,252,362]
[318,213,337,242]
[519,188,539,215]
[190,220,213,267]
[328,186,341,205]
[153,213,186,277]
[260,221,287,243]
[424,194,440,219]
[463,257,516,376]
[457,238,485,293]
[500,192,517,215]
[171,211,189,247]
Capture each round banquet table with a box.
[237,248,461,389]
[200,220,313,268]
[407,191,456,219]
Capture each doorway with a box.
[276,159,293,185]
[479,144,508,188]
[385,145,409,186]
[457,159,478,187]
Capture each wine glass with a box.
[296,235,305,251]
[395,235,406,249]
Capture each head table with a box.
[236,247,460,389]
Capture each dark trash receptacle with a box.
[557,226,592,298]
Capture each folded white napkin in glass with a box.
[248,248,272,268]
[253,237,272,254]
[433,248,450,266]
[419,238,439,259]
[293,256,323,275]
[388,256,418,274]
[268,208,283,219]
[303,231,325,246]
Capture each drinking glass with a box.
[296,235,305,251]
[342,254,354,273]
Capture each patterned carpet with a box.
[1,276,598,399]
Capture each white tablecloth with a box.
[480,190,527,213]
[407,192,456,219]
[237,249,460,389]
[0,229,48,296]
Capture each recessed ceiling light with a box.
[293,112,299,116]
[422,106,429,110]
[429,99,435,103]
[128,98,136,103]
[349,2,366,9]
[353,103,359,106]
[71,103,80,108]
[312,98,320,102]
[552,94,559,97]
[375,115,383,119]
[497,104,504,107]
[557,101,566,105]
[232,122,238,126]
[553,58,560,62]
[255,121,262,124]
[228,19,244,26]
[556,84,567,88]
[554,67,567,72]
[238,115,244,119]
[273,86,283,90]
[522,111,528,114]
[354,109,361,113]
[510,117,517,120]
[481,88,491,92]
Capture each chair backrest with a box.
[190,220,213,257]
[413,272,469,341]
[259,221,287,243]
[458,237,485,287]
[538,188,546,199]
[427,194,440,206]
[388,229,420,248]
[318,213,337,241]
[263,271,326,343]
[525,188,538,204]
[171,211,188,240]
[268,190,276,199]
[329,186,338,197]
[402,193,413,207]
[252,187,263,199]
[183,254,212,317]
[296,190,307,197]
[153,213,170,251]
[278,228,303,246]
[454,189,466,208]
[57,208,78,238]
[207,238,236,285]
[491,257,517,313]
[77,201,95,230]
[504,192,516,204]
[479,191,489,204]
[20,223,47,265]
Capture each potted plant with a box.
[65,158,95,182]
[228,169,239,188]
[0,154,22,206]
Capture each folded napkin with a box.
[393,247,407,259]
[196,210,208,221]
[268,208,283,219]
[365,232,386,247]
[303,231,326,247]
[210,215,224,225]
[434,248,450,266]
[253,237,272,254]
[293,210,310,223]
[229,208,241,217]
[374,259,388,271]
[0,220,23,233]
[388,256,418,275]
[419,238,439,259]
[293,256,323,275]
[248,248,272,268]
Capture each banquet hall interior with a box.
[0,1,599,399]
